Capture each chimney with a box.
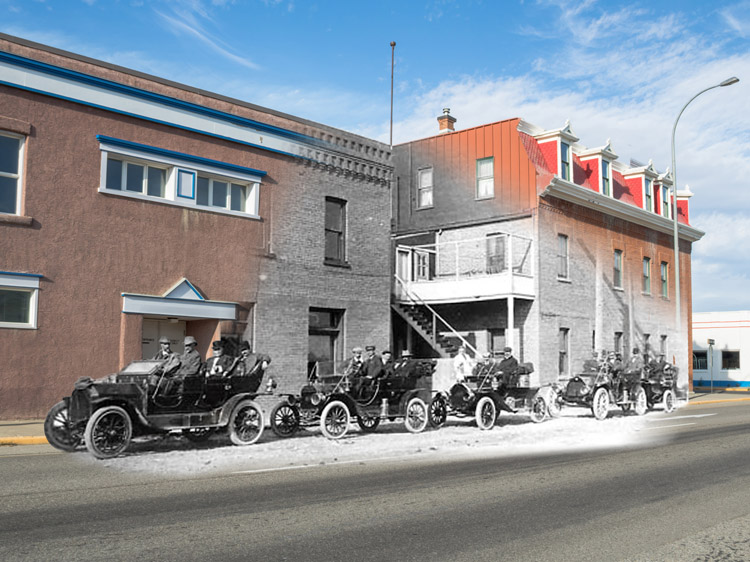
[437,108,456,133]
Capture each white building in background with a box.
[692,311,750,389]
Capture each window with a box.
[308,308,344,377]
[661,262,669,298]
[417,167,433,208]
[660,335,668,355]
[645,178,653,212]
[486,234,506,274]
[415,250,430,280]
[98,136,263,219]
[722,351,740,370]
[324,197,347,264]
[661,185,670,217]
[560,142,570,181]
[614,332,623,355]
[693,351,707,370]
[0,131,24,215]
[601,160,611,197]
[558,327,570,376]
[614,249,623,289]
[476,157,494,199]
[642,257,651,294]
[557,234,569,279]
[0,272,40,329]
[643,334,651,356]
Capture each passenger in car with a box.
[202,340,234,377]
[231,341,272,393]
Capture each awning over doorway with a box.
[121,278,237,320]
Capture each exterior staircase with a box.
[392,302,459,358]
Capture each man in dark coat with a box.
[231,341,272,393]
[381,350,394,378]
[496,347,519,377]
[202,340,234,377]
[177,336,202,376]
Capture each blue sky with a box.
[2,0,750,313]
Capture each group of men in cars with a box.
[343,345,422,397]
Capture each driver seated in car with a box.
[387,350,419,391]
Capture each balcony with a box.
[394,233,535,304]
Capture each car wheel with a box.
[357,414,381,433]
[475,396,497,430]
[591,387,610,421]
[270,402,300,438]
[662,389,677,414]
[404,397,428,433]
[228,399,264,446]
[529,396,547,423]
[320,400,350,439]
[84,405,132,459]
[44,401,84,452]
[634,386,648,416]
[547,391,563,418]
[182,427,214,443]
[621,403,632,413]
[428,394,448,428]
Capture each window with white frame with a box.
[98,136,263,219]
[557,234,569,279]
[560,142,571,181]
[601,160,611,197]
[614,249,623,289]
[417,167,433,208]
[0,131,24,215]
[476,157,494,199]
[642,257,651,294]
[559,327,570,376]
[661,262,668,298]
[661,185,670,217]
[0,272,40,329]
[644,178,653,212]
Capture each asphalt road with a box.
[1,401,749,562]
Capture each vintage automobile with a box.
[429,360,549,430]
[641,362,678,413]
[555,359,650,420]
[44,360,266,459]
[269,358,439,439]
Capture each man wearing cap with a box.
[497,346,519,376]
[356,345,384,399]
[152,336,175,361]
[202,340,234,377]
[230,341,272,393]
[177,336,202,376]
[345,347,364,378]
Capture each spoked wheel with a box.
[591,387,610,421]
[84,406,133,459]
[662,389,677,414]
[270,402,300,438]
[44,401,84,452]
[475,396,497,430]
[547,391,563,418]
[633,386,648,416]
[320,400,350,439]
[404,397,428,433]
[228,399,264,446]
[529,396,547,423]
[428,394,448,428]
[357,414,381,433]
[182,427,214,443]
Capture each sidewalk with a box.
[2,389,749,447]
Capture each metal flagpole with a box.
[390,41,396,149]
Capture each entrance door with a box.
[142,319,187,359]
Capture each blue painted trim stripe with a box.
[97,135,267,177]
[0,270,43,278]
[182,279,205,301]
[693,380,750,388]
[0,51,326,147]
[121,292,234,305]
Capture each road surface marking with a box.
[650,413,716,421]
[641,422,696,430]
[232,454,409,475]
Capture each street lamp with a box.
[670,76,739,352]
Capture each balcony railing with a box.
[395,233,535,303]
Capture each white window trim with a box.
[601,158,611,197]
[643,178,654,213]
[0,272,40,329]
[98,140,262,220]
[642,257,651,295]
[559,141,571,181]
[557,234,570,280]
[0,130,25,216]
[417,167,434,209]
[475,157,494,200]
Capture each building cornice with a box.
[542,177,704,242]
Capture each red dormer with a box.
[533,120,579,182]
[654,172,674,220]
[578,140,618,196]
[622,161,659,213]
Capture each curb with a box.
[0,436,49,446]
[687,396,750,406]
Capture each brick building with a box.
[0,34,392,418]
[392,111,702,391]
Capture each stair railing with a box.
[394,273,479,358]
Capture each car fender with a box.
[321,393,357,414]
[217,393,260,426]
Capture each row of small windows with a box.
[693,350,740,370]
[557,235,669,298]
[416,157,495,209]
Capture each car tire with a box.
[404,397,428,433]
[84,405,133,459]
[182,427,214,443]
[44,401,83,452]
[320,400,350,439]
[662,389,677,414]
[357,414,381,433]
[228,399,264,446]
[475,396,497,430]
[428,394,448,428]
[529,396,547,423]
[634,386,648,416]
[270,402,300,438]
[591,387,610,421]
[547,391,563,418]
